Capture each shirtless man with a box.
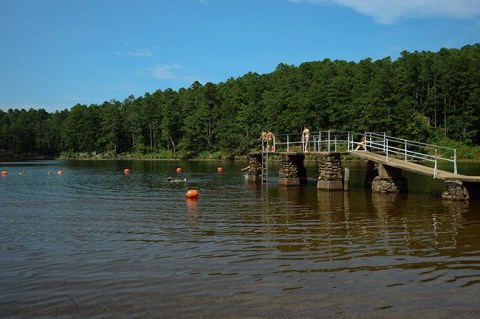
[260,130,267,151]
[266,130,275,152]
[302,126,310,152]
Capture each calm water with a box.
[1,159,480,318]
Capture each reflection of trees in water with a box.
[242,182,479,267]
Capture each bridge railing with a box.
[349,132,457,177]
[271,131,351,153]
[261,130,457,178]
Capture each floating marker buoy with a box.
[176,167,182,173]
[124,168,130,174]
[1,171,8,176]
[217,167,223,173]
[57,170,63,175]
[186,189,199,198]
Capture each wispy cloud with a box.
[149,64,205,85]
[288,0,480,24]
[151,64,183,79]
[114,48,154,57]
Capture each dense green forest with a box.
[1,44,480,159]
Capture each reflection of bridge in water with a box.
[248,131,480,201]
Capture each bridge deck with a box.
[349,151,480,182]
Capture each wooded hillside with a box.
[1,44,479,159]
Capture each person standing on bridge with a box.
[302,126,310,152]
[260,129,267,151]
[267,130,275,152]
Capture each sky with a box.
[1,0,480,113]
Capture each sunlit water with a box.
[1,159,480,318]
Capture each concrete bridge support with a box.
[247,153,262,183]
[364,160,378,189]
[371,163,408,194]
[278,154,307,186]
[317,153,344,190]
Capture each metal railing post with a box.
[319,133,322,151]
[301,132,304,153]
[383,132,386,152]
[454,149,457,174]
[386,139,389,162]
[347,132,350,151]
[328,131,331,152]
[287,134,290,152]
[347,132,353,151]
[434,149,438,178]
[404,140,407,161]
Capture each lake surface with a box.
[1,159,480,318]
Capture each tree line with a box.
[1,44,479,159]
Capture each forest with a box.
[1,44,479,160]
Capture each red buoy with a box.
[57,170,63,175]
[217,167,223,173]
[176,167,182,173]
[124,168,130,174]
[186,189,199,199]
[1,171,8,176]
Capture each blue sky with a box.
[1,0,479,112]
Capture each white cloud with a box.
[288,0,480,24]
[114,48,154,57]
[151,64,183,79]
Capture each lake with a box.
[1,159,480,318]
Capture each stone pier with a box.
[247,153,262,183]
[371,163,408,194]
[317,153,343,190]
[442,180,470,201]
[278,154,307,186]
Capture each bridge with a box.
[248,131,480,201]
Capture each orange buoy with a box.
[186,189,199,199]
[1,171,8,176]
[217,167,223,173]
[176,167,182,173]
[57,170,63,175]
[124,168,130,174]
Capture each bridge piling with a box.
[371,163,408,194]
[278,154,307,186]
[247,153,263,183]
[316,153,344,190]
[442,180,470,201]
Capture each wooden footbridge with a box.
[248,131,480,200]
